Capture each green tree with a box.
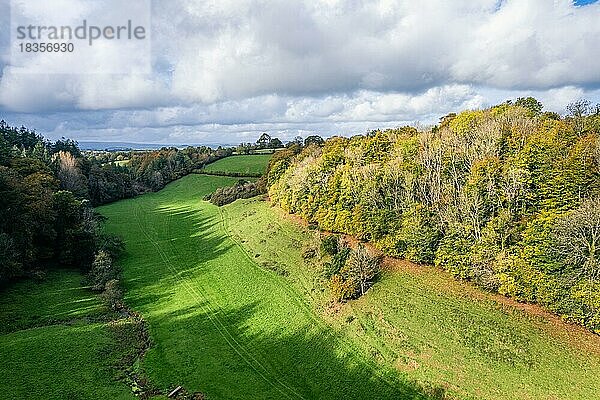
[304,135,325,146]
[256,133,272,149]
[515,97,543,116]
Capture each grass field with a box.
[98,174,433,399]
[223,197,600,400]
[11,170,595,399]
[0,271,135,399]
[202,154,272,175]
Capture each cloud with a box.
[0,0,599,143]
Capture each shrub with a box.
[97,234,125,259]
[320,234,340,256]
[301,244,318,259]
[207,180,264,206]
[329,274,357,302]
[101,279,123,310]
[87,250,120,291]
[323,246,350,279]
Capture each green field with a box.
[98,174,431,399]
[224,197,600,400]
[8,172,599,399]
[202,154,272,175]
[0,271,135,399]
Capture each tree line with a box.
[268,98,600,331]
[0,121,236,285]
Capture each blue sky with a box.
[1,0,600,145]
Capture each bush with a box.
[207,180,264,206]
[87,250,120,291]
[323,246,350,279]
[329,274,357,302]
[101,279,123,310]
[320,234,340,256]
[97,234,125,259]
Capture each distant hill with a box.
[78,141,230,151]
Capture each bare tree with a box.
[343,244,381,296]
[53,151,88,197]
[553,198,600,281]
[567,100,591,136]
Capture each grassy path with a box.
[99,175,431,399]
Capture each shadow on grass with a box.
[148,301,447,400]
[116,200,447,400]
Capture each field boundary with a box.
[272,202,600,350]
[192,169,262,178]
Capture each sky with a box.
[0,0,599,145]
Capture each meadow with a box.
[0,270,135,399]
[201,154,272,176]
[224,197,600,400]
[98,174,427,399]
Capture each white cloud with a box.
[0,0,599,143]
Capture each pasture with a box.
[224,197,600,400]
[98,174,425,399]
[0,270,135,399]
[202,154,272,176]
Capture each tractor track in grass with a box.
[131,198,305,400]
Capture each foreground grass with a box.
[99,174,433,399]
[0,270,134,399]
[202,154,272,175]
[223,197,600,400]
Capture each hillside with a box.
[269,104,600,332]
[224,197,600,400]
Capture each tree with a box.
[256,133,272,149]
[553,197,600,281]
[291,136,303,146]
[88,250,120,290]
[515,97,543,116]
[0,232,21,280]
[342,245,381,296]
[52,138,82,157]
[53,151,88,198]
[52,190,95,268]
[269,137,284,148]
[304,135,324,147]
[567,100,592,136]
[0,135,11,166]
